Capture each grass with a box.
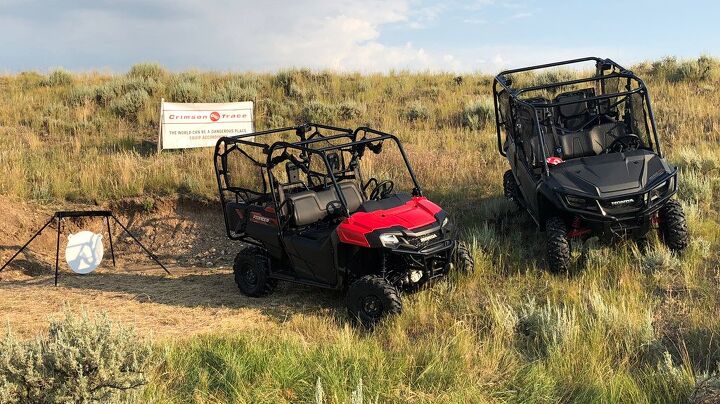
[1,56,720,402]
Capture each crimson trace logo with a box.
[210,111,220,122]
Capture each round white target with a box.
[65,231,104,274]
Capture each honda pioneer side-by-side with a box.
[493,57,689,272]
[214,124,473,326]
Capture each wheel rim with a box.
[362,295,383,318]
[243,266,258,286]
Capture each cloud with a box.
[509,11,532,19]
[0,0,465,72]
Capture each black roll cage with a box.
[492,56,663,175]
[214,123,422,242]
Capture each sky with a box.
[0,0,717,73]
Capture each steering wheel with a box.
[369,180,394,200]
[605,134,643,154]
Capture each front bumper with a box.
[553,175,677,238]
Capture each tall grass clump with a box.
[404,101,430,122]
[42,68,73,86]
[128,62,166,81]
[301,100,337,122]
[168,79,205,103]
[650,56,720,83]
[64,85,96,107]
[110,89,150,120]
[462,97,494,130]
[0,312,151,403]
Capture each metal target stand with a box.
[0,210,170,286]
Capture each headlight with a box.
[442,217,449,228]
[379,233,400,248]
[564,194,590,209]
[649,180,669,203]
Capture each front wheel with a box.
[658,199,689,252]
[452,241,475,274]
[346,275,402,328]
[546,217,570,273]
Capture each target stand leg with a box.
[54,217,61,287]
[105,216,116,267]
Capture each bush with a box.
[462,98,494,130]
[128,62,166,81]
[168,80,204,103]
[93,77,160,107]
[651,56,720,83]
[43,69,73,86]
[301,101,336,123]
[404,101,429,122]
[109,89,150,120]
[17,71,45,89]
[0,312,151,403]
[337,101,364,120]
[212,83,258,102]
[65,85,96,107]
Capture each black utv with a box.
[492,57,689,272]
[214,124,473,326]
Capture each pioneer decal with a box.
[610,198,635,206]
[250,211,277,226]
[419,233,438,243]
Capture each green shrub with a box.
[110,89,150,120]
[337,101,364,120]
[168,80,204,103]
[93,77,160,107]
[212,83,257,102]
[128,62,166,81]
[0,312,151,403]
[651,56,720,83]
[65,85,96,107]
[275,69,312,98]
[462,98,494,130]
[301,101,336,123]
[42,69,74,86]
[17,71,45,89]
[404,101,429,122]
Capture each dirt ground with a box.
[0,196,340,339]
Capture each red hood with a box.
[337,196,443,247]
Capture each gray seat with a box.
[555,122,626,159]
[286,181,364,226]
[554,89,594,131]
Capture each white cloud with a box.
[0,0,642,74]
[0,0,465,72]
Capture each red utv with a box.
[214,124,473,326]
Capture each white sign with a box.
[65,231,104,274]
[158,100,254,150]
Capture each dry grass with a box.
[0,57,719,402]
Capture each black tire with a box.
[452,241,475,274]
[503,170,523,209]
[346,275,402,328]
[233,247,277,297]
[546,217,570,273]
[658,199,689,252]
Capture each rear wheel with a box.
[658,199,689,252]
[452,241,475,274]
[546,217,570,273]
[503,170,523,209]
[233,247,277,297]
[346,275,402,328]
